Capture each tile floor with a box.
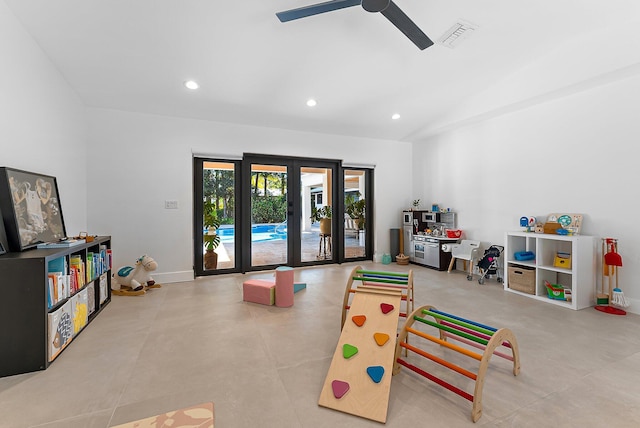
[1,262,640,427]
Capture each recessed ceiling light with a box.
[392,113,401,120]
[184,80,199,90]
[306,99,317,107]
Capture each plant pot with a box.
[319,218,331,235]
[204,249,218,270]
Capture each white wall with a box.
[413,71,640,314]
[0,1,88,237]
[6,0,638,314]
[86,108,412,283]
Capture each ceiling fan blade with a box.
[380,1,434,50]
[276,0,361,22]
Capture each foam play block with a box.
[275,266,294,307]
[294,282,306,293]
[242,279,275,305]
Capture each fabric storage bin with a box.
[508,265,535,294]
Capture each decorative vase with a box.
[319,218,331,235]
[204,249,218,269]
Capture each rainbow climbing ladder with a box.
[318,284,402,423]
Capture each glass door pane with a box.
[203,161,236,271]
[250,163,288,267]
[301,167,332,262]
[344,169,366,259]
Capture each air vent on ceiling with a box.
[438,20,478,48]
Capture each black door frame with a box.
[241,154,341,272]
[193,154,372,276]
[193,157,242,276]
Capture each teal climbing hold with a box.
[367,366,385,383]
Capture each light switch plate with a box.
[164,200,178,209]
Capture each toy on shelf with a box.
[514,251,535,261]
[544,280,571,301]
[519,216,536,232]
[112,254,160,296]
[546,213,583,235]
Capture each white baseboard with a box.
[153,270,194,284]
[620,296,638,315]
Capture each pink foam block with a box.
[275,266,294,307]
[243,279,275,305]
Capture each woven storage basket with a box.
[396,255,410,265]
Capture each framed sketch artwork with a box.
[0,167,67,251]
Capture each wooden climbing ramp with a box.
[318,285,402,423]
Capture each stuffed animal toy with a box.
[112,254,160,296]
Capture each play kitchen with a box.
[402,205,460,270]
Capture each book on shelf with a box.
[99,273,108,304]
[70,289,88,335]
[47,257,67,273]
[69,255,85,289]
[86,253,93,283]
[48,301,73,362]
[87,282,96,315]
[47,275,55,309]
[37,239,85,249]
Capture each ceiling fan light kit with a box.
[276,0,434,50]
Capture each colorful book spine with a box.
[69,255,86,289]
[86,253,93,282]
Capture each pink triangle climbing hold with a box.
[367,366,385,384]
[331,380,350,399]
[380,303,394,314]
[373,332,390,346]
[343,343,359,359]
[352,315,366,327]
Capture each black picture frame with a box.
[0,167,67,251]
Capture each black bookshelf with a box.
[0,236,111,377]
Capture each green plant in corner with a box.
[203,200,221,251]
[346,193,366,230]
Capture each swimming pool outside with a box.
[217,223,287,243]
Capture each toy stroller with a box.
[477,245,504,284]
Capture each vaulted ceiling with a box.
[6,0,640,141]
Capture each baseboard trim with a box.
[153,270,194,284]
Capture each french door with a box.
[194,154,371,276]
[241,154,341,271]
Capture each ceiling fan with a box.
[276,0,434,50]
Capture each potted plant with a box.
[345,194,366,230]
[310,205,332,235]
[203,200,221,269]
